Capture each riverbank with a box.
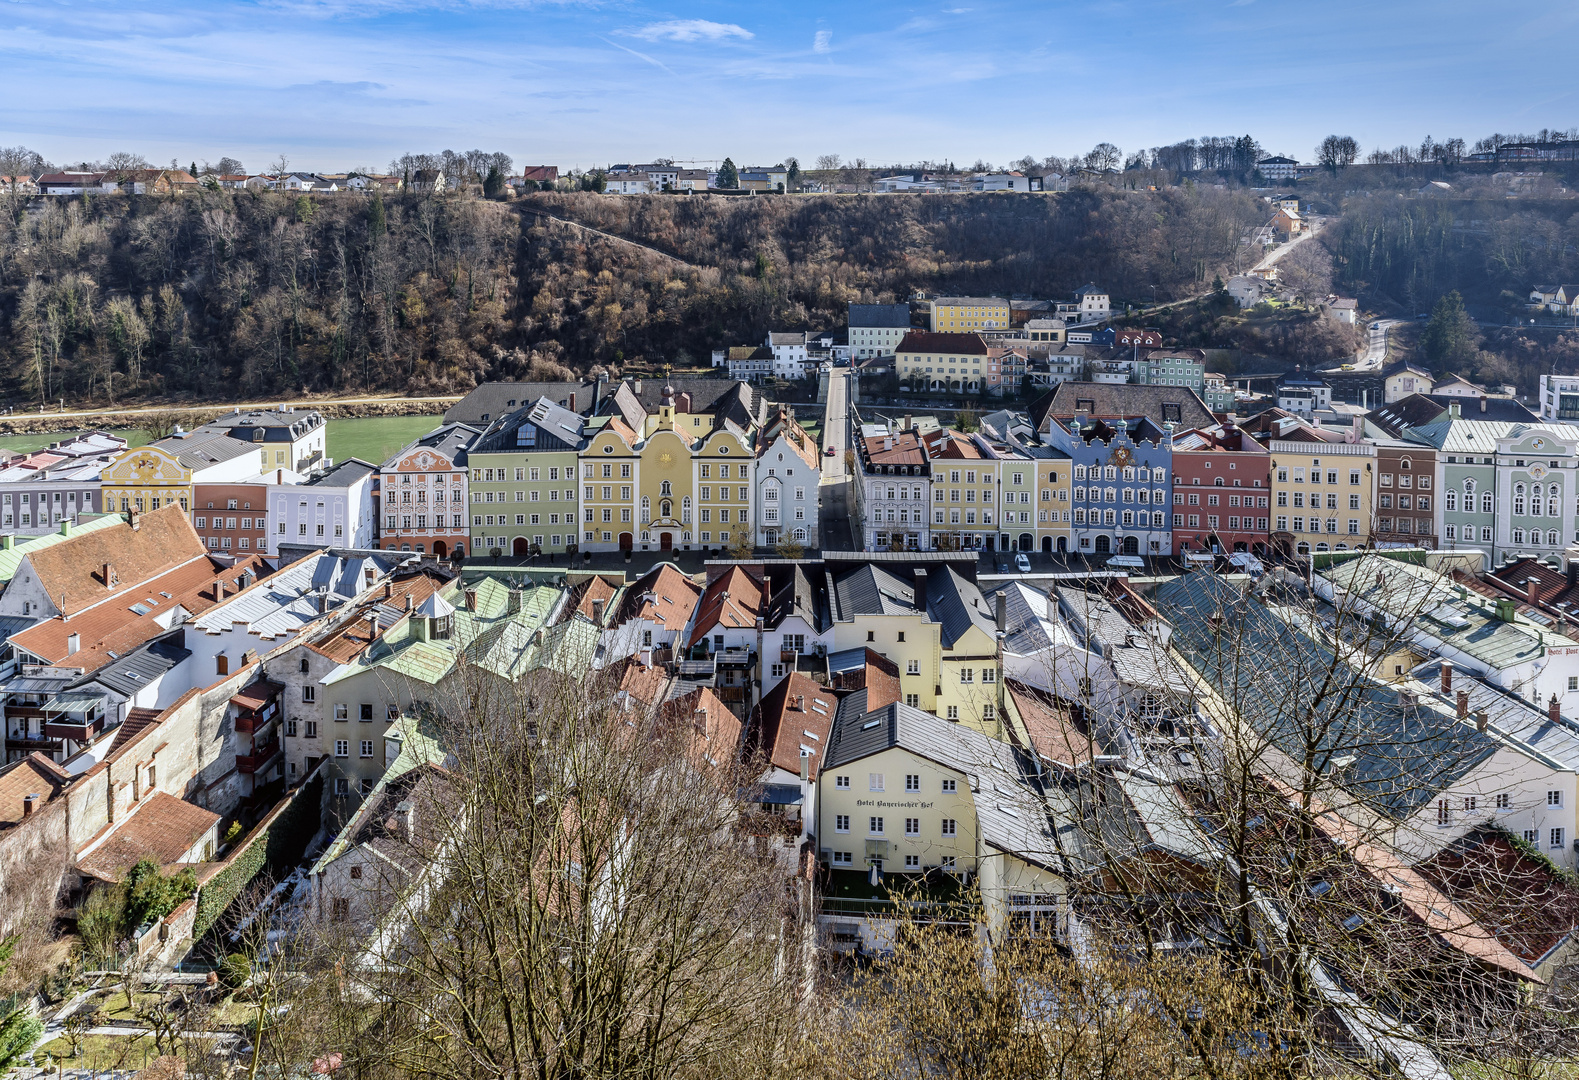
[0,395,459,438]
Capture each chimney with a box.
[216,579,226,600]
[385,581,393,599]
[1440,661,1453,693]
[1449,401,1462,419]
[0,536,11,551]
[22,794,37,818]
[277,469,283,484]
[1476,710,1489,733]
[507,588,522,615]
[569,392,577,412]
[1046,588,1057,622]
[393,800,415,843]
[633,378,643,395]
[405,594,414,613]
[1479,395,1488,414]
[795,694,805,711]
[316,591,329,615]
[903,413,912,431]
[995,591,1007,633]
[1551,694,1563,725]
[592,598,604,622]
[102,562,116,588]
[367,612,379,639]
[1456,689,1469,720]
[1527,577,1539,608]
[464,588,477,612]
[67,632,79,656]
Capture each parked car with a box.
[825,446,837,456]
[1015,552,1031,573]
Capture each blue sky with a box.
[3,0,1575,173]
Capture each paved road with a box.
[1352,318,1403,371]
[518,206,696,267]
[1,393,462,425]
[819,368,856,551]
[1131,219,1324,320]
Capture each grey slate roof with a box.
[303,457,376,489]
[191,551,401,639]
[196,407,325,444]
[1155,571,1503,821]
[766,565,827,633]
[150,429,258,469]
[831,564,916,619]
[849,303,911,328]
[924,565,996,648]
[444,381,596,426]
[1029,382,1215,432]
[88,634,191,697]
[382,423,480,470]
[473,397,587,454]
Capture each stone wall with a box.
[0,792,72,940]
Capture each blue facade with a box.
[1044,419,1172,557]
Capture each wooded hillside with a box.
[0,186,1264,406]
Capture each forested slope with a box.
[0,185,1264,406]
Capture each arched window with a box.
[1104,466,1117,480]
[1514,528,1526,545]
[660,480,672,496]
[1463,477,1475,493]
[1551,497,1560,517]
[1213,477,1224,487]
[661,499,672,519]
[1551,530,1561,547]
[1515,484,1526,515]
[1400,457,1412,470]
[682,496,692,524]
[640,496,650,524]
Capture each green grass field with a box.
[0,415,444,466]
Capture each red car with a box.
[825,446,837,456]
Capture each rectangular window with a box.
[835,815,850,832]
[835,775,850,789]
[1550,790,1564,807]
[302,685,315,703]
[869,817,885,835]
[334,739,349,758]
[941,818,957,836]
[906,774,920,792]
[941,779,956,792]
[360,740,373,758]
[868,773,884,792]
[905,817,920,836]
[1496,793,1510,810]
[1554,828,1566,851]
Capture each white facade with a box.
[269,463,377,551]
[767,333,810,378]
[1540,375,1579,423]
[755,433,821,549]
[1494,426,1577,562]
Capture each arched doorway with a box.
[1057,536,1068,554]
[1233,542,1247,553]
[1019,533,1034,551]
[618,532,634,551]
[1042,536,1053,553]
[1122,536,1139,555]
[512,537,528,557]
[660,532,673,551]
[433,540,447,558]
[1094,535,1111,554]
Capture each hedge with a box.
[193,772,324,939]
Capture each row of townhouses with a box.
[850,378,1579,567]
[2,377,823,565]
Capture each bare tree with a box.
[1318,134,1359,173]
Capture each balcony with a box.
[233,701,278,735]
[236,737,282,774]
[43,716,105,743]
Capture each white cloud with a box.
[627,19,752,44]
[813,29,832,53]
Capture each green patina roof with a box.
[0,514,123,584]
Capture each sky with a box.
[2,0,1576,174]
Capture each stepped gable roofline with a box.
[896,331,990,354]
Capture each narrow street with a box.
[819,368,856,551]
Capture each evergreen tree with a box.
[483,165,504,198]
[717,157,739,190]
[368,192,387,240]
[189,161,198,178]
[1421,290,1479,368]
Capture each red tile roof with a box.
[75,791,220,882]
[22,505,206,617]
[617,563,702,631]
[1007,681,1094,768]
[754,673,837,780]
[689,566,766,646]
[9,551,270,669]
[0,753,71,828]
